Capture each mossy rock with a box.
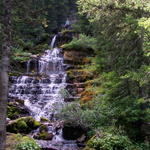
[34,125,53,140]
[34,132,53,141]
[7,102,29,120]
[7,116,41,134]
[39,125,48,132]
[40,117,50,122]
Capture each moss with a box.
[7,104,20,119]
[35,132,53,140]
[34,125,53,140]
[7,102,29,120]
[40,117,50,122]
[39,125,48,132]
[7,117,41,134]
[17,120,28,132]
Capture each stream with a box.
[9,36,81,150]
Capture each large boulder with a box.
[62,122,85,140]
[7,116,41,134]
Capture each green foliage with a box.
[86,131,150,150]
[87,132,133,150]
[62,34,97,51]
[16,136,40,150]
[7,104,20,119]
[11,47,31,62]
[72,0,150,145]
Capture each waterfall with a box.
[26,59,31,74]
[9,35,80,150]
[9,35,67,120]
[51,35,57,49]
[9,49,66,120]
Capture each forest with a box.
[0,0,150,150]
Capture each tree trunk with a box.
[0,0,12,149]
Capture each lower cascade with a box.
[9,37,81,150]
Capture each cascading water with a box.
[9,36,81,150]
[10,47,66,120]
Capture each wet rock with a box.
[66,76,74,83]
[77,134,86,143]
[9,76,18,84]
[7,100,29,120]
[34,132,53,141]
[62,122,85,140]
[40,117,50,123]
[25,78,33,83]
[32,79,39,84]
[7,116,41,134]
[43,78,51,84]
[34,125,53,141]
[55,78,62,84]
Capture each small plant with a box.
[59,88,71,98]
[16,136,40,150]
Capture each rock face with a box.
[63,49,94,103]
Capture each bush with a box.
[16,136,40,150]
[58,100,117,132]
[11,47,31,62]
[86,131,150,150]
[87,132,133,150]
[62,34,97,51]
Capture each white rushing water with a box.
[9,36,67,121]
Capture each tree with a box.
[0,0,12,149]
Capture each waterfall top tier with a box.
[39,48,64,76]
[51,35,57,49]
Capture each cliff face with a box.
[63,48,95,103]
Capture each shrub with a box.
[86,131,150,150]
[11,47,31,62]
[62,34,97,51]
[87,132,133,150]
[16,136,40,150]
